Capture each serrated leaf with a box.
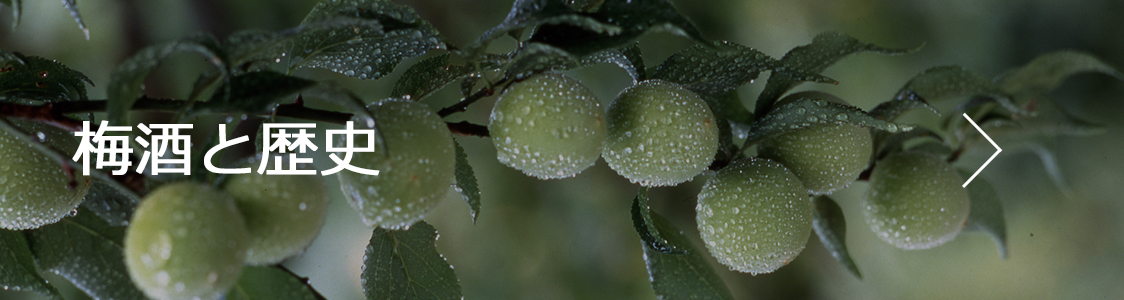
[0,51,92,103]
[895,65,1003,104]
[61,0,89,39]
[956,171,1007,259]
[630,187,683,254]
[108,33,228,126]
[743,91,912,145]
[997,50,1123,94]
[811,196,862,279]
[230,0,445,80]
[580,42,645,82]
[362,221,461,300]
[0,229,61,300]
[641,211,734,300]
[869,98,939,121]
[652,41,793,96]
[527,0,708,56]
[452,141,481,223]
[504,43,580,81]
[1,0,21,29]
[757,32,918,115]
[199,70,316,114]
[27,207,148,300]
[80,179,139,227]
[226,266,326,300]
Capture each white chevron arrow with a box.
[962,113,1002,187]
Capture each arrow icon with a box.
[962,113,1002,187]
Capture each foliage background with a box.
[1,0,1122,299]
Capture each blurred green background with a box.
[2,0,1123,299]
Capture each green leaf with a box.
[80,179,139,227]
[200,70,317,114]
[652,41,810,96]
[362,222,461,300]
[230,0,445,80]
[580,42,646,82]
[1,0,21,28]
[757,32,919,115]
[743,91,912,146]
[390,53,504,100]
[811,196,862,279]
[997,50,1123,94]
[895,65,1003,104]
[527,0,708,56]
[474,0,582,47]
[956,171,1007,259]
[0,229,61,300]
[629,187,682,254]
[299,83,376,126]
[640,209,734,300]
[0,51,93,103]
[504,43,580,81]
[27,207,148,300]
[869,98,939,121]
[872,127,943,160]
[107,33,228,126]
[226,266,326,300]
[61,0,89,39]
[452,141,481,223]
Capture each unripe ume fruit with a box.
[337,99,456,229]
[863,151,970,250]
[758,123,872,195]
[0,119,91,230]
[223,170,328,265]
[603,80,718,186]
[696,157,812,275]
[125,182,249,300]
[490,73,606,179]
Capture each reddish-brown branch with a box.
[447,121,489,137]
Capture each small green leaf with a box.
[652,41,794,96]
[299,83,376,126]
[61,0,89,39]
[108,33,228,126]
[200,70,317,114]
[630,187,683,254]
[452,141,481,223]
[527,0,708,57]
[757,32,918,115]
[0,51,93,103]
[362,221,461,300]
[869,98,939,121]
[229,0,445,80]
[580,42,646,82]
[80,179,139,227]
[1025,143,1074,199]
[895,65,1003,104]
[504,43,580,81]
[811,196,862,279]
[226,266,326,300]
[640,211,734,300]
[0,229,61,300]
[997,50,1123,94]
[743,91,911,146]
[27,207,148,300]
[1,0,21,29]
[956,171,1007,259]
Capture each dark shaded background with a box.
[2,0,1122,299]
